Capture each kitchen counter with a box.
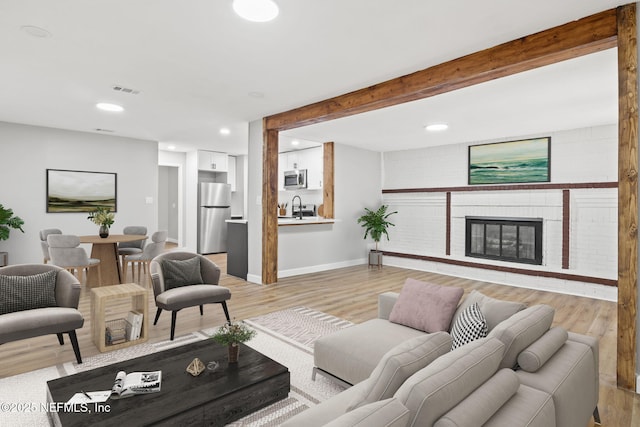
[225,219,248,224]
[278,216,338,226]
[226,220,248,279]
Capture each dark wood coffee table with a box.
[46,339,290,426]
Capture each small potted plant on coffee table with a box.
[211,321,257,363]
[357,204,397,268]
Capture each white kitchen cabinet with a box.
[278,153,286,191]
[278,146,323,190]
[282,152,299,171]
[198,150,228,172]
[228,155,237,192]
[303,146,323,190]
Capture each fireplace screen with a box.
[465,217,542,265]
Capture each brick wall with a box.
[380,125,618,300]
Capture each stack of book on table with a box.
[105,321,127,345]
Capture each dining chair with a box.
[124,230,168,286]
[39,228,62,263]
[118,226,147,275]
[47,234,102,286]
[150,251,231,340]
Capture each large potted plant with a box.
[357,204,397,267]
[0,204,25,267]
[211,321,257,363]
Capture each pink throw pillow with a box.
[389,278,464,333]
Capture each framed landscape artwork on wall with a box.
[46,169,117,212]
[468,137,550,185]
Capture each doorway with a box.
[158,165,180,245]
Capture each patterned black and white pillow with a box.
[0,270,58,315]
[450,302,488,349]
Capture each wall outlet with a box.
[145,196,153,204]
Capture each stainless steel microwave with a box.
[284,169,307,190]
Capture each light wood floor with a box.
[2,251,639,426]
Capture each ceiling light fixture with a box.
[425,123,449,132]
[167,145,176,150]
[21,25,52,38]
[232,0,279,22]
[291,140,300,146]
[96,102,124,112]
[220,128,231,135]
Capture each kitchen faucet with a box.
[292,195,303,220]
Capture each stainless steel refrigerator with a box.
[198,182,231,254]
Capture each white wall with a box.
[158,150,187,247]
[184,151,199,252]
[382,125,618,301]
[230,155,247,218]
[278,143,382,276]
[0,121,159,264]
[246,120,264,283]
[158,166,179,242]
[245,120,383,283]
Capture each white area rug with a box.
[0,307,352,426]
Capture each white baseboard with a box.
[245,259,366,285]
[278,258,367,279]
[246,273,262,285]
[384,256,617,302]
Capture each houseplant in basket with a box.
[87,207,115,238]
[357,204,397,267]
[211,321,257,363]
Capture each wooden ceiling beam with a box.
[265,9,617,132]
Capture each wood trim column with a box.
[616,3,638,392]
[562,190,570,269]
[323,142,335,219]
[262,122,279,284]
[446,192,451,256]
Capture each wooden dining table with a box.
[79,234,147,286]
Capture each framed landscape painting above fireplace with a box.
[46,169,117,213]
[468,137,550,185]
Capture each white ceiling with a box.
[0,1,628,155]
[282,48,619,152]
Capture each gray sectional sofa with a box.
[284,284,600,427]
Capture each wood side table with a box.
[90,283,148,352]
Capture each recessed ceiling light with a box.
[21,25,52,38]
[167,145,176,150]
[291,140,300,146]
[96,102,124,112]
[425,123,448,132]
[233,0,279,22]
[220,128,231,135]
